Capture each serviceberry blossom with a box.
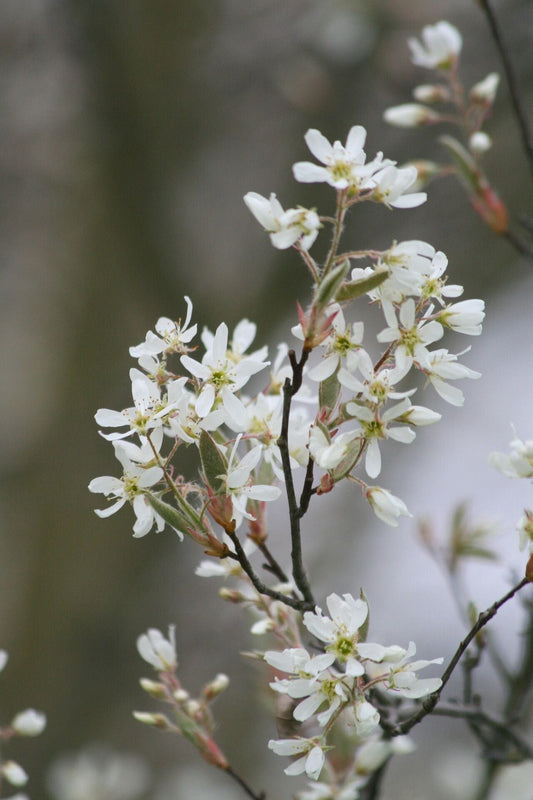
[11,709,47,737]
[244,192,321,250]
[88,442,166,538]
[223,435,281,528]
[303,594,368,677]
[489,433,533,479]
[365,486,412,527]
[370,164,427,209]
[268,738,326,780]
[309,425,361,472]
[408,21,462,70]
[517,511,533,554]
[307,305,364,381]
[345,398,417,479]
[137,626,177,671]
[377,298,444,372]
[423,348,481,406]
[293,126,390,194]
[383,103,442,128]
[439,299,485,335]
[181,321,269,417]
[129,296,197,358]
[365,641,443,699]
[95,370,176,441]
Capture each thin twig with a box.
[226,532,309,612]
[387,577,529,736]
[277,349,315,608]
[432,703,533,759]
[478,0,533,178]
[257,541,290,584]
[225,765,266,800]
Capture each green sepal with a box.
[199,430,228,493]
[316,259,351,309]
[146,493,192,538]
[359,588,370,643]
[336,267,389,302]
[330,438,363,481]
[439,135,479,193]
[319,370,341,417]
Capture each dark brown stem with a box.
[277,349,315,608]
[225,765,266,800]
[226,531,309,612]
[478,0,533,178]
[257,541,290,584]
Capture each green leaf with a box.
[336,267,389,302]
[146,493,191,538]
[359,588,370,643]
[319,371,341,416]
[316,260,351,309]
[439,135,479,193]
[199,430,227,493]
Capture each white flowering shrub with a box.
[86,18,533,800]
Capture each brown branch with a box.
[277,349,315,609]
[478,0,533,179]
[225,765,266,800]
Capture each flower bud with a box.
[139,678,168,699]
[469,132,492,154]
[203,673,229,701]
[413,84,451,103]
[470,73,500,105]
[2,761,28,787]
[383,104,441,128]
[219,587,246,603]
[132,711,172,729]
[11,709,46,737]
[174,688,190,703]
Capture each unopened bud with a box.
[2,761,28,787]
[185,699,202,719]
[413,84,451,103]
[203,673,230,701]
[11,709,46,737]
[384,103,441,128]
[469,132,492,155]
[174,688,190,703]
[219,587,246,603]
[133,711,172,729]
[470,73,500,105]
[140,678,168,699]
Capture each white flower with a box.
[303,594,368,677]
[370,164,427,208]
[366,486,412,527]
[439,299,485,335]
[293,126,389,193]
[129,297,197,358]
[353,700,380,738]
[345,398,416,479]
[424,348,481,406]
[11,709,47,737]
[309,426,361,471]
[88,442,166,538]
[517,510,533,553]
[268,738,325,780]
[223,436,281,528]
[244,192,321,250]
[0,650,7,673]
[369,641,443,699]
[307,305,364,382]
[384,103,441,128]
[137,626,177,671]
[181,322,269,417]
[95,370,176,441]
[469,132,492,154]
[338,348,413,405]
[377,298,443,373]
[489,434,533,479]
[408,21,462,70]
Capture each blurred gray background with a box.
[1,0,532,798]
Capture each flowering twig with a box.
[478,0,533,177]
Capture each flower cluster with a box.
[0,650,46,799]
[383,20,507,235]
[265,593,441,783]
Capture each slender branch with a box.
[226,532,310,612]
[432,703,533,759]
[277,349,315,608]
[225,765,266,800]
[257,542,290,584]
[478,0,533,178]
[299,456,315,518]
[388,577,529,736]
